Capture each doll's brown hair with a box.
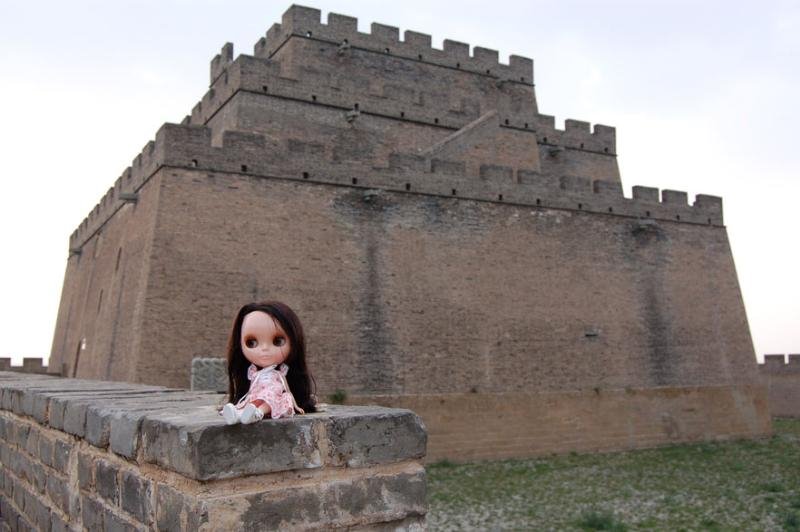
[226,301,316,413]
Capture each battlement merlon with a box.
[209,42,234,85]
[251,5,534,83]
[761,354,800,374]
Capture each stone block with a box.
[81,494,105,531]
[95,459,120,506]
[325,407,427,467]
[57,389,168,437]
[120,470,153,524]
[52,438,72,474]
[37,435,54,467]
[24,426,38,455]
[84,391,220,452]
[103,509,141,532]
[46,473,70,514]
[141,407,321,480]
[155,484,208,531]
[22,489,50,531]
[78,451,95,490]
[191,358,228,392]
[109,393,222,458]
[14,423,30,448]
[29,461,46,494]
[50,512,70,532]
[235,469,426,530]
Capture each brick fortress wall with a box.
[48,5,770,461]
[759,355,800,418]
[0,371,426,530]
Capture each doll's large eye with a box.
[273,336,286,347]
[244,338,258,349]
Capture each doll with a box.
[221,301,316,425]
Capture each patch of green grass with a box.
[576,510,627,531]
[784,511,800,531]
[327,389,347,404]
[427,418,800,530]
[762,481,784,493]
[430,459,456,469]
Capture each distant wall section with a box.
[759,354,800,418]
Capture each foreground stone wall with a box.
[0,372,427,530]
[759,354,800,418]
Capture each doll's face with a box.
[241,311,291,368]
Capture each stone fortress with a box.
[49,5,771,461]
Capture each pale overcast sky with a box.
[0,1,797,364]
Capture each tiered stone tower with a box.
[50,5,769,460]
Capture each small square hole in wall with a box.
[418,54,423,60]
[452,189,457,196]
[262,85,269,93]
[524,123,528,128]
[311,95,317,102]
[486,69,491,74]
[241,164,248,172]
[580,143,584,149]
[498,194,503,201]
[352,178,358,185]
[536,198,541,205]
[354,103,359,110]
[400,111,405,118]
[608,207,613,213]
[434,118,439,124]
[191,159,198,167]
[646,211,651,217]
[385,48,390,54]
[306,31,313,37]
[676,215,681,221]
[504,119,509,125]
[604,147,609,153]
[578,203,583,209]
[520,77,525,82]
[302,172,309,179]
[543,137,548,143]
[456,62,461,68]
[708,218,712,224]
[405,183,411,191]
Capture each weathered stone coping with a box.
[0,372,426,480]
[0,372,427,530]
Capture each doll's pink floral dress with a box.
[234,363,303,419]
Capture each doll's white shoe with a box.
[222,403,240,425]
[240,403,265,424]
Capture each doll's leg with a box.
[240,399,271,424]
[222,403,240,425]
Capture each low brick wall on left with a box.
[0,372,427,530]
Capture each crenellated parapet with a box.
[760,354,800,374]
[67,122,722,252]
[252,5,533,84]
[536,115,616,155]
[0,359,49,375]
[68,138,163,253]
[192,51,537,135]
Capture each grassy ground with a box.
[427,419,800,531]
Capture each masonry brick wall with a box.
[0,372,427,530]
[759,354,800,418]
[47,4,768,462]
